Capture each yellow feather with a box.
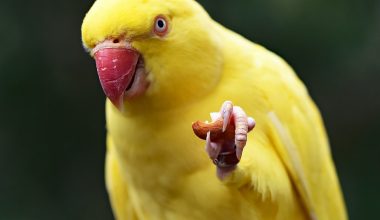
[268,111,316,220]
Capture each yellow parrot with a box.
[81,0,347,219]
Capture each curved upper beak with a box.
[92,39,140,110]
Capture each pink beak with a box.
[94,47,140,109]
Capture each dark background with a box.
[0,0,379,219]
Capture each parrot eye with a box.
[153,16,168,36]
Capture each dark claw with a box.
[213,146,239,168]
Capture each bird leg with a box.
[193,101,255,180]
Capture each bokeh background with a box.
[0,0,379,219]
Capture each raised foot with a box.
[192,101,255,180]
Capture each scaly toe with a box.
[205,132,222,160]
[220,101,233,132]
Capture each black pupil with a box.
[157,19,165,29]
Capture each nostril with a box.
[113,39,120,44]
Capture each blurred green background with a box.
[0,0,379,219]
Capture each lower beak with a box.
[93,46,140,110]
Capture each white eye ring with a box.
[155,18,166,31]
[154,16,168,36]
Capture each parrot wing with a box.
[265,73,347,220]
[269,111,318,220]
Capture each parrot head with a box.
[81,0,223,112]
